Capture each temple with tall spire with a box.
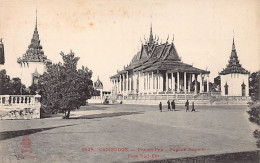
[219,36,249,96]
[17,10,51,87]
[110,26,210,100]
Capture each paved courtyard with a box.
[0,104,258,163]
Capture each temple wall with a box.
[19,62,45,87]
[220,73,249,96]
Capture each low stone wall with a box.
[140,150,260,163]
[0,107,40,120]
[0,95,41,120]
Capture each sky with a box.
[0,0,259,91]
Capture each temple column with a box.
[138,71,141,94]
[147,72,150,92]
[133,73,136,93]
[172,73,175,94]
[207,74,209,93]
[116,78,118,94]
[166,72,169,92]
[160,74,163,92]
[119,75,121,93]
[123,74,126,92]
[151,71,154,92]
[192,74,196,94]
[126,72,129,93]
[156,70,159,93]
[200,73,203,93]
[188,74,191,93]
[129,77,132,92]
[177,72,180,93]
[184,72,187,93]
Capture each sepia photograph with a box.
[0,0,260,162]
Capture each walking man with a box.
[171,100,175,111]
[185,100,189,112]
[159,102,162,112]
[191,102,195,112]
[167,100,171,111]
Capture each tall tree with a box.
[0,69,11,95]
[249,71,260,101]
[38,51,94,119]
[0,69,26,95]
[248,71,260,148]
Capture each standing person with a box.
[185,100,189,112]
[167,100,171,111]
[159,102,162,112]
[171,100,175,111]
[191,102,195,112]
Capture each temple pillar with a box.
[156,70,159,93]
[184,72,187,93]
[160,74,163,92]
[166,72,168,92]
[129,77,132,92]
[151,71,154,92]
[192,74,196,94]
[207,74,209,93]
[188,74,191,93]
[123,74,125,92]
[138,71,141,94]
[200,73,203,93]
[147,72,150,92]
[172,73,175,94]
[177,72,180,93]
[126,72,129,93]
[119,75,122,93]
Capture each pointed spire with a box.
[35,9,38,30]
[232,30,236,51]
[148,23,154,45]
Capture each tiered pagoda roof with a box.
[110,26,209,78]
[219,38,249,75]
[17,11,50,64]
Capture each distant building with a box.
[17,11,51,87]
[0,38,5,69]
[90,77,111,103]
[110,26,210,100]
[94,77,104,100]
[219,37,249,96]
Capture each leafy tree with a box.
[0,69,11,95]
[9,78,27,95]
[0,69,27,95]
[38,51,94,119]
[249,71,260,101]
[248,71,260,148]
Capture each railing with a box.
[0,94,41,120]
[0,95,41,107]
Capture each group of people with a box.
[159,100,195,112]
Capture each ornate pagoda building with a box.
[17,11,51,87]
[219,37,249,97]
[110,26,210,100]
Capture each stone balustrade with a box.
[0,94,41,120]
